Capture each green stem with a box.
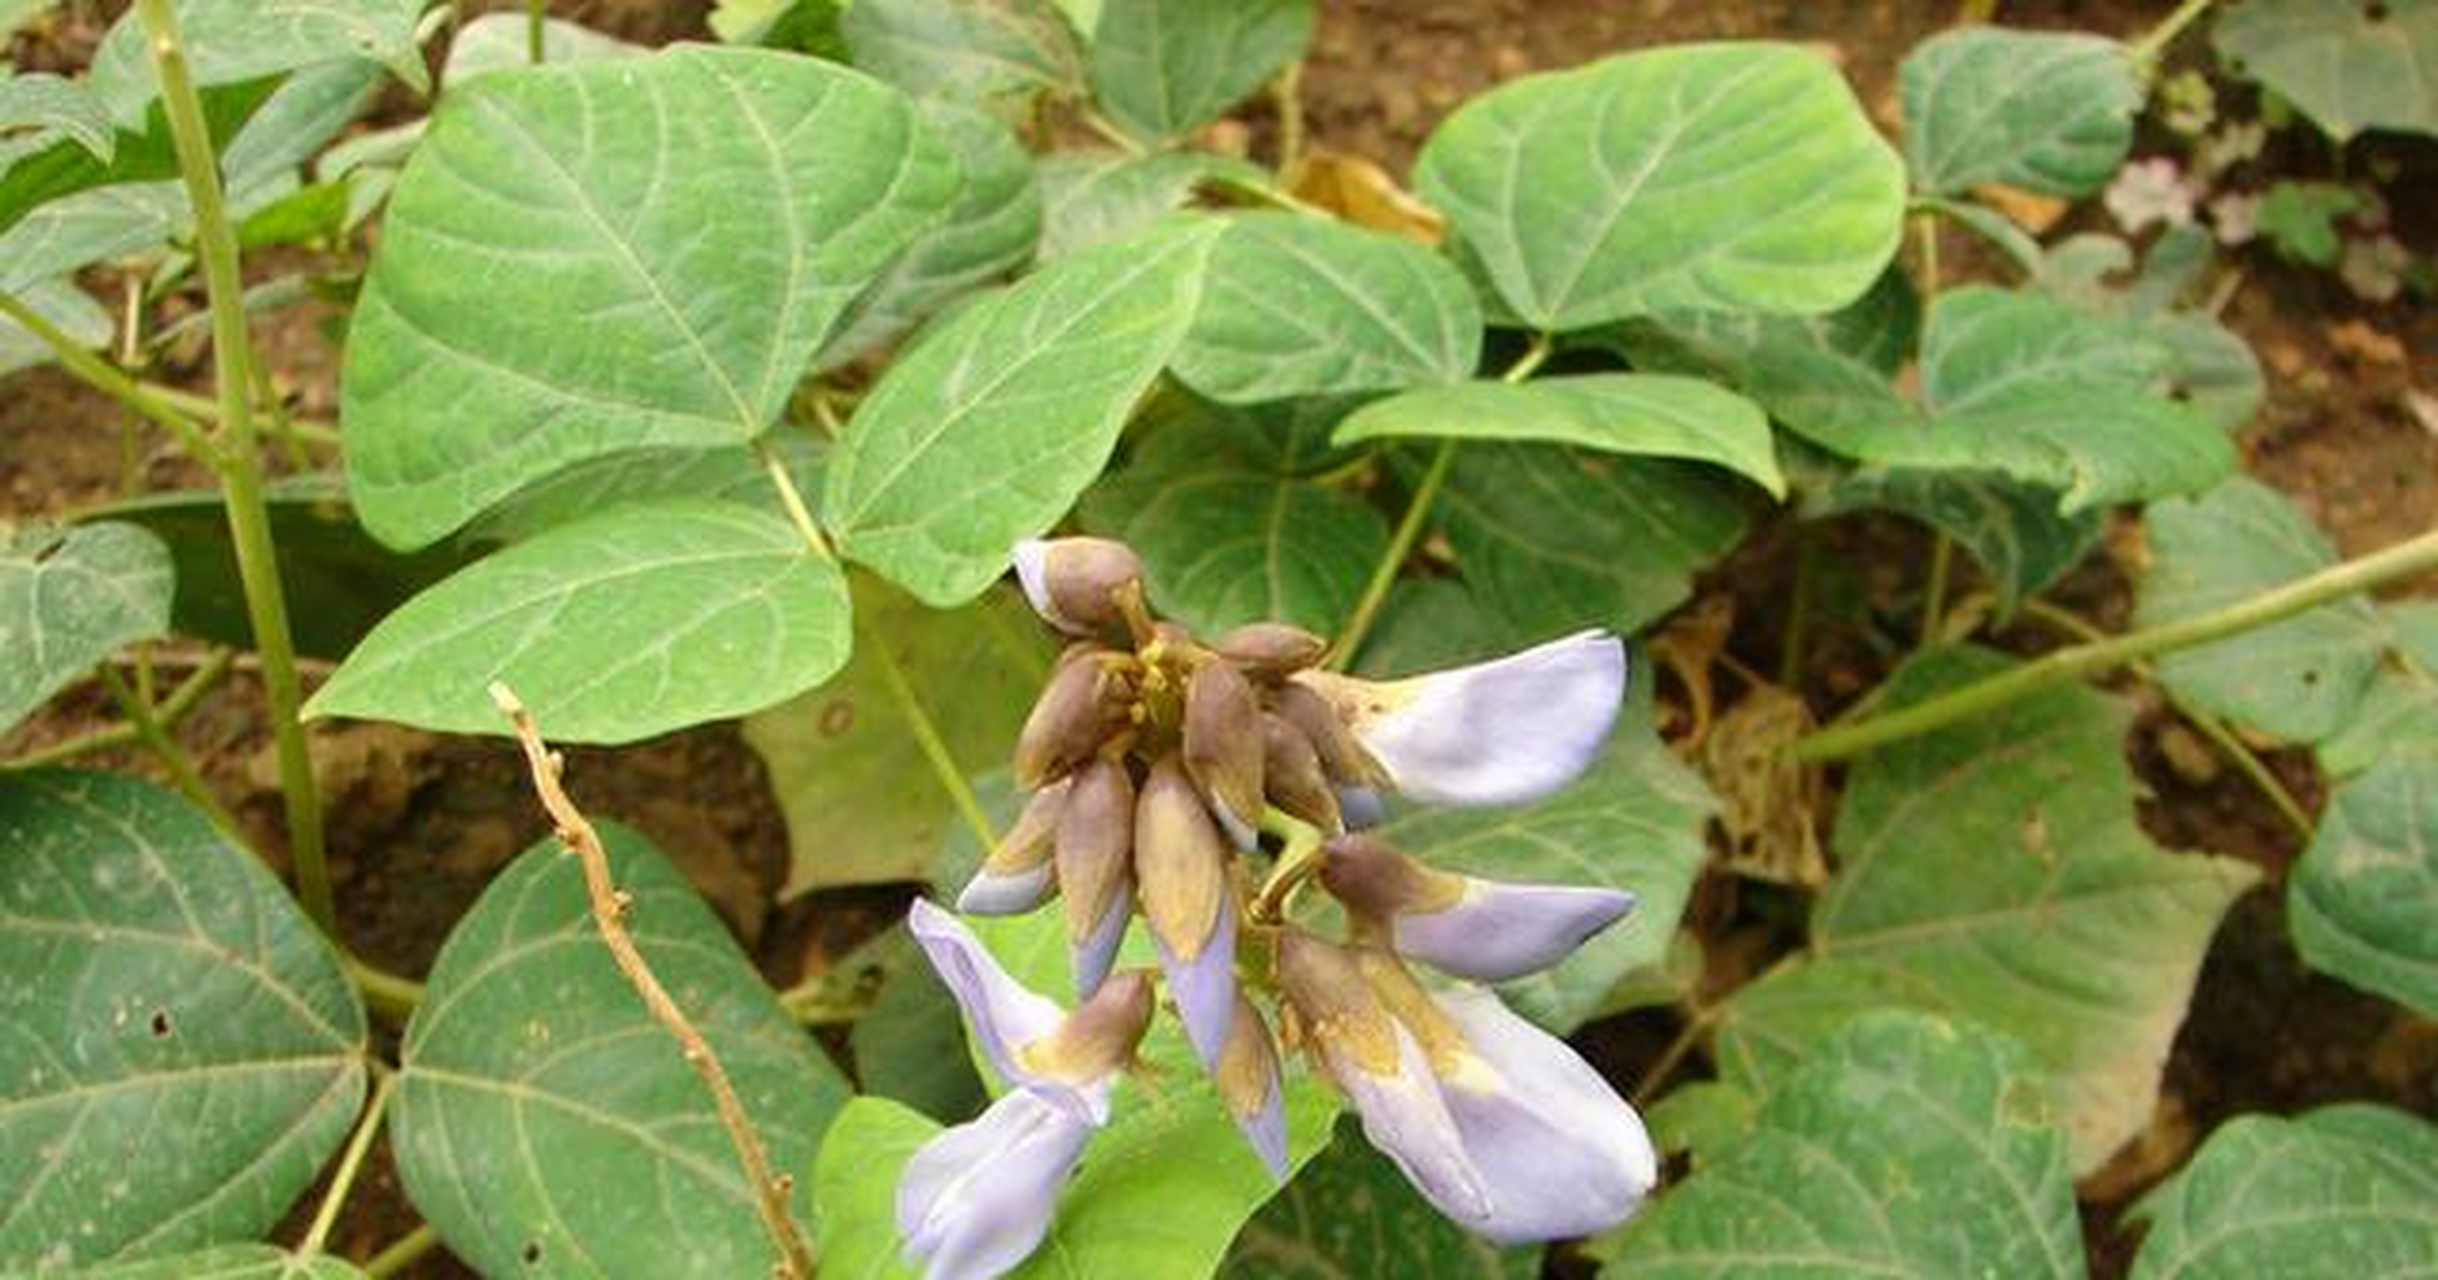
[344,953,426,1020]
[1330,333,1554,670]
[1796,526,2438,762]
[139,0,333,934]
[144,379,343,448]
[96,665,245,841]
[756,440,835,561]
[362,1225,439,1280]
[300,1070,396,1257]
[0,288,222,466]
[1272,59,1307,176]
[1920,533,1955,645]
[526,0,546,63]
[870,633,997,852]
[2133,0,2217,66]
[4,650,234,770]
[1631,1003,1717,1107]
[1250,806,1326,922]
[1780,532,1818,687]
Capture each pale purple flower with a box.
[1290,631,1628,808]
[1320,833,1637,983]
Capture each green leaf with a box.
[1087,0,1313,143]
[0,71,113,170]
[1355,578,1525,675]
[464,433,824,547]
[87,0,423,125]
[709,0,847,55]
[0,771,369,1269]
[2131,1105,2438,1278]
[1036,149,1258,260]
[0,272,110,376]
[826,218,1224,606]
[1713,647,2257,1173]
[1916,285,2233,509]
[0,522,173,734]
[2213,0,2438,141]
[1413,43,1906,331]
[1374,712,1713,1032]
[342,45,958,549]
[1809,468,2101,618]
[2319,601,2438,777]
[743,580,1051,897]
[1641,1079,1757,1167]
[1339,375,1783,498]
[1175,211,1481,403]
[1430,444,1754,638]
[1600,1013,2085,1280]
[1084,395,1387,636]
[393,826,850,1279]
[2135,478,2386,742]
[443,14,639,86]
[844,928,990,1123]
[2254,181,2361,267]
[818,100,1042,371]
[52,1245,366,1279]
[1900,27,2138,197]
[2289,754,2438,1017]
[307,498,850,743]
[1221,1118,1539,1280]
[842,0,1083,109]
[0,78,274,241]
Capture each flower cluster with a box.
[895,537,1658,1279]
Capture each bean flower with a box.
[900,536,1656,1279]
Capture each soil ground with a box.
[4,2,2434,1277]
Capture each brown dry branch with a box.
[491,683,814,1280]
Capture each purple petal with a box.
[1155,904,1237,1069]
[899,1089,1094,1280]
[908,900,1064,1092]
[1333,1022,1491,1226]
[1359,631,1628,806]
[1071,879,1132,1000]
[1433,986,1657,1244]
[956,864,1055,917]
[1237,1065,1288,1182]
[1395,883,1637,983]
[1338,785,1387,830]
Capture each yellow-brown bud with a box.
[1133,755,1231,963]
[980,781,1068,878]
[1016,537,1146,639]
[1275,928,1400,1077]
[1182,659,1265,835]
[1018,968,1155,1084]
[1014,653,1121,789]
[1212,622,1328,680]
[1215,995,1283,1123]
[1055,757,1134,946]
[1260,713,1342,831]
[1317,833,1465,919]
[1275,679,1388,788]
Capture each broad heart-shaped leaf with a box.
[1714,647,2256,1173]
[2128,1105,2438,1278]
[2289,754,2438,1017]
[1035,149,1262,260]
[1174,211,1482,404]
[1221,1118,1540,1280]
[0,772,369,1269]
[1088,0,1313,144]
[1339,375,1784,498]
[817,100,1041,371]
[2319,601,2438,778]
[2135,478,2386,743]
[1809,468,2101,619]
[0,273,108,377]
[0,522,173,734]
[743,579,1052,898]
[1373,707,1715,1033]
[825,218,1224,607]
[2213,0,2438,141]
[1427,444,1754,640]
[307,498,850,743]
[1413,42,1906,331]
[87,0,422,125]
[1084,394,1387,636]
[52,1245,366,1279]
[1900,27,2138,197]
[341,46,957,550]
[842,0,1083,109]
[393,826,850,1280]
[1598,1013,2085,1280]
[1915,286,2234,509]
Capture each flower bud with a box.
[1212,622,1328,680]
[1181,659,1265,844]
[1274,679,1388,789]
[1136,755,1239,1066]
[1215,995,1289,1180]
[1018,968,1154,1085]
[958,781,1068,916]
[1261,713,1343,831]
[1013,537,1145,639]
[1321,833,1635,983]
[1013,654,1122,790]
[1055,758,1134,996]
[1274,929,1399,1078]
[1318,833,1463,918]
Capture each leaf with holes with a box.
[2289,754,2438,1017]
[2213,0,2438,141]
[1175,211,1481,403]
[2127,1104,2438,1278]
[1900,27,2139,197]
[1598,1013,2085,1279]
[0,771,368,1270]
[391,826,850,1279]
[1221,1119,1540,1280]
[342,45,957,549]
[842,0,1083,109]
[2319,601,2438,777]
[1713,647,2256,1173]
[2135,478,2386,743]
[1088,0,1313,143]
[1339,375,1783,498]
[0,522,173,734]
[826,218,1224,606]
[307,498,849,743]
[1413,43,1906,330]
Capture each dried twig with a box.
[492,683,814,1280]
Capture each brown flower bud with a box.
[1015,537,1145,639]
[1014,653,1121,789]
[1212,622,1328,680]
[1318,833,1464,920]
[1275,679,1388,788]
[1181,659,1265,838]
[981,781,1067,879]
[1056,757,1134,947]
[1261,713,1342,831]
[1215,995,1284,1122]
[1275,929,1400,1077]
[1019,968,1155,1084]
[1132,756,1231,963]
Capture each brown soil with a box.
[5,2,2433,1278]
